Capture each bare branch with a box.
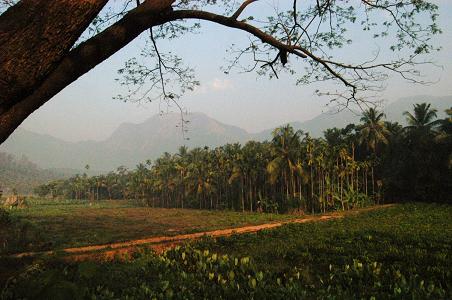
[231,0,258,20]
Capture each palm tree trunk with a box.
[371,166,375,202]
[241,177,245,212]
[298,176,302,211]
[310,165,314,214]
[365,167,368,196]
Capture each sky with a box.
[17,0,452,142]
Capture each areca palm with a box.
[186,148,214,209]
[104,172,117,200]
[175,146,189,208]
[228,161,245,211]
[243,141,267,212]
[135,163,149,201]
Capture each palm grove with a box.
[35,104,452,212]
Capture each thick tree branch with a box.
[169,10,308,59]
[0,0,109,110]
[231,0,258,20]
[0,0,175,143]
[167,10,355,88]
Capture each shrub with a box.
[0,208,11,226]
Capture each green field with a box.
[1,198,296,254]
[1,202,451,299]
[196,203,452,272]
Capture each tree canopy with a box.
[0,0,441,143]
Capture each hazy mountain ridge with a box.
[0,113,251,171]
[255,95,451,139]
[1,95,450,172]
[0,152,66,194]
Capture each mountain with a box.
[0,152,66,194]
[254,94,451,139]
[0,113,250,172]
[0,128,107,174]
[104,112,249,153]
[1,96,450,172]
[384,95,450,123]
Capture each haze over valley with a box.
[1,95,449,172]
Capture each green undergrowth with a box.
[1,203,451,299]
[195,203,452,272]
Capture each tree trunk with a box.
[249,183,253,212]
[371,166,375,201]
[241,177,245,212]
[0,0,108,110]
[298,176,302,211]
[310,165,314,214]
[0,0,175,144]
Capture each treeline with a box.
[0,152,63,194]
[35,103,451,212]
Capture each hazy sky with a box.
[18,1,452,142]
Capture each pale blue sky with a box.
[19,1,452,142]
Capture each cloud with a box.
[191,78,234,95]
[192,85,208,95]
[209,78,233,91]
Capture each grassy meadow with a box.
[1,201,451,299]
[1,198,297,254]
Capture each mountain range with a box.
[0,152,66,194]
[1,95,450,172]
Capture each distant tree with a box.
[379,103,450,202]
[359,108,390,197]
[359,108,389,154]
[267,125,302,204]
[404,103,441,133]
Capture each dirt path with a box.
[12,205,393,261]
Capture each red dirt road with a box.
[12,205,393,261]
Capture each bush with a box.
[0,208,12,226]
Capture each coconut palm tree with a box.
[359,108,390,153]
[359,108,390,198]
[267,125,302,209]
[403,103,440,132]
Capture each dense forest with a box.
[0,152,64,194]
[34,103,451,212]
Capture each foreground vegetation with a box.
[2,203,451,299]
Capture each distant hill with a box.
[1,95,450,172]
[0,113,250,171]
[0,152,66,194]
[254,94,451,139]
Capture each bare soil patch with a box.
[12,205,393,261]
